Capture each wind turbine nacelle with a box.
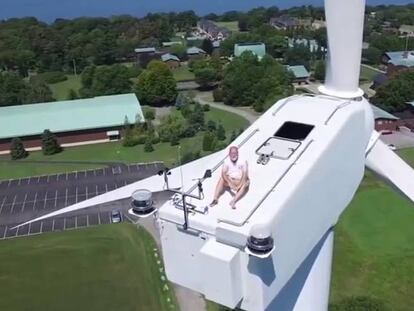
[157,95,374,311]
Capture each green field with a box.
[0,224,178,311]
[360,65,381,82]
[49,74,82,101]
[0,107,249,180]
[215,21,240,33]
[173,66,195,82]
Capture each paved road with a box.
[195,92,259,125]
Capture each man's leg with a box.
[230,180,250,209]
[211,177,226,206]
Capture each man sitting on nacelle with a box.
[210,146,250,209]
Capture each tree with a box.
[363,47,382,65]
[10,137,28,160]
[238,15,249,31]
[194,67,217,89]
[27,80,54,103]
[67,89,79,100]
[171,44,187,60]
[135,60,177,106]
[0,72,30,106]
[80,64,132,98]
[41,129,62,155]
[143,107,156,120]
[284,44,312,69]
[229,130,237,142]
[314,60,326,81]
[216,124,226,141]
[372,71,414,112]
[144,137,154,152]
[202,131,217,152]
[222,53,293,111]
[170,133,180,146]
[201,39,214,55]
[207,120,217,132]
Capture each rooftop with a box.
[162,41,182,47]
[371,104,399,120]
[134,47,156,53]
[187,47,206,55]
[385,51,414,67]
[0,94,143,140]
[234,42,266,59]
[161,53,180,62]
[287,65,310,79]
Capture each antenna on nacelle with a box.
[318,0,366,99]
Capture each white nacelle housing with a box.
[157,95,374,311]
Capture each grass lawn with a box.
[215,21,240,33]
[360,65,380,82]
[173,66,195,82]
[0,107,249,180]
[0,224,178,311]
[49,74,82,101]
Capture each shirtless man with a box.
[210,146,250,209]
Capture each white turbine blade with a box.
[13,150,225,229]
[366,138,414,203]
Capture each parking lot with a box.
[0,162,163,240]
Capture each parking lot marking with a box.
[75,187,78,203]
[54,190,58,208]
[86,186,88,200]
[98,212,101,224]
[65,188,68,206]
[64,218,66,230]
[96,185,98,196]
[21,193,28,212]
[7,180,11,188]
[2,226,7,239]
[47,175,50,183]
[27,178,31,185]
[52,219,55,231]
[115,183,118,189]
[84,171,87,177]
[28,223,32,235]
[0,196,7,214]
[105,184,108,192]
[43,192,48,209]
[87,214,89,226]
[10,195,17,214]
[40,221,43,233]
[75,171,78,179]
[32,192,38,211]
[75,216,78,229]
[124,180,127,186]
[103,168,106,176]
[66,172,68,180]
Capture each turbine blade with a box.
[366,138,414,203]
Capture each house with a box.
[382,51,414,77]
[288,38,325,53]
[234,43,266,60]
[187,47,207,60]
[371,104,399,132]
[399,25,414,37]
[393,101,414,129]
[198,20,231,41]
[0,94,144,152]
[161,53,181,69]
[162,41,183,48]
[287,65,310,84]
[312,20,326,30]
[270,16,300,31]
[134,47,160,67]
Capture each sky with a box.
[1,0,413,22]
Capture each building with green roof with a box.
[287,65,310,84]
[0,93,143,152]
[234,43,266,60]
[371,104,399,132]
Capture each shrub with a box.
[143,107,156,120]
[10,137,28,160]
[41,129,62,155]
[144,138,154,152]
[213,88,224,102]
[36,71,68,84]
[203,104,210,112]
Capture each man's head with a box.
[229,146,239,163]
